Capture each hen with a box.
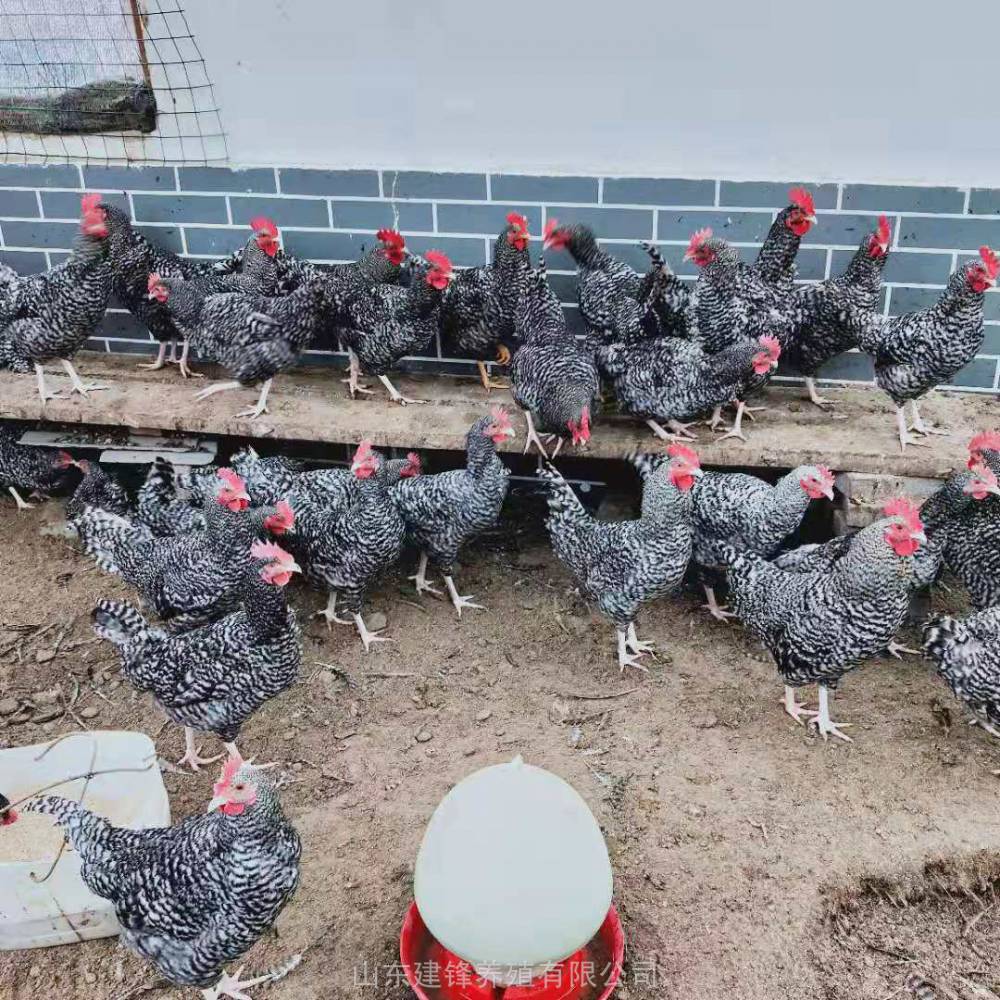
[101,205,279,377]
[65,459,130,521]
[0,194,112,402]
[543,220,688,340]
[690,464,835,619]
[18,751,301,1000]
[752,187,817,290]
[148,271,332,418]
[75,469,295,630]
[394,408,515,615]
[924,605,1000,739]
[598,333,781,443]
[785,215,891,407]
[284,441,406,650]
[339,251,454,405]
[135,456,214,537]
[509,259,600,458]
[229,447,306,506]
[724,498,927,741]
[539,444,702,672]
[848,247,997,450]
[0,425,77,511]
[439,214,531,390]
[93,541,301,770]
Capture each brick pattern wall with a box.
[0,162,999,392]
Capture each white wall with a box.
[188,0,1000,186]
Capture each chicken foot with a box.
[477,360,509,392]
[895,405,931,452]
[908,398,950,438]
[646,418,697,442]
[7,486,35,511]
[408,552,442,598]
[444,574,484,618]
[137,341,169,372]
[804,377,834,409]
[522,411,550,459]
[193,379,271,420]
[616,628,650,673]
[201,955,303,1000]
[314,592,391,651]
[378,374,426,406]
[342,349,375,398]
[177,726,224,772]
[60,359,109,397]
[782,685,816,725]
[808,685,853,742]
[702,585,737,621]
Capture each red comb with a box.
[146,273,161,292]
[877,215,891,244]
[425,250,453,273]
[687,227,712,254]
[968,430,1000,467]
[789,187,815,216]
[251,539,291,562]
[80,193,101,215]
[249,216,277,237]
[405,451,421,469]
[376,229,405,250]
[543,218,560,241]
[273,498,294,526]
[883,496,923,531]
[979,246,999,280]
[354,440,374,460]
[667,443,701,466]
[217,467,245,491]
[490,405,511,425]
[759,334,782,359]
[817,465,835,484]
[213,749,245,795]
[506,212,529,232]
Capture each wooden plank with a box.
[1,353,997,478]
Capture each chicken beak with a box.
[914,530,928,545]
[823,485,835,500]
[207,794,227,814]
[690,467,705,478]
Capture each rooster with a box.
[0,424,77,510]
[599,333,781,443]
[148,271,331,419]
[752,187,817,290]
[0,194,113,402]
[848,247,997,450]
[539,445,702,672]
[339,251,454,405]
[924,605,1000,739]
[93,541,301,770]
[101,205,279,378]
[785,215,891,407]
[440,214,531,391]
[75,469,295,630]
[284,442,406,650]
[65,459,130,521]
[509,259,600,458]
[724,498,927,741]
[394,408,515,615]
[690,464,835,619]
[543,219,689,340]
[16,751,301,1000]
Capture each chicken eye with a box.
[234,784,245,791]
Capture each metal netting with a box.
[0,0,226,164]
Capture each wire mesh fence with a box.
[0,0,226,164]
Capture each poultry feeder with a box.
[0,731,170,950]
[402,756,623,1000]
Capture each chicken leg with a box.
[60,358,109,397]
[193,379,271,420]
[174,339,202,379]
[477,361,509,392]
[342,349,374,398]
[646,418,697,442]
[34,363,63,404]
[616,628,649,673]
[378,374,425,406]
[718,401,752,442]
[625,622,656,658]
[201,955,302,1000]
[138,342,169,372]
[408,552,442,598]
[522,411,550,459]
[234,379,271,420]
[895,405,930,452]
[804,377,833,409]
[908,399,949,438]
[702,585,737,621]
[808,685,853,742]
[177,727,224,772]
[444,574,484,617]
[7,486,35,511]
[782,685,816,725]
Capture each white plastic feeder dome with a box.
[414,756,613,986]
[0,731,171,950]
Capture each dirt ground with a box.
[1,488,1000,1000]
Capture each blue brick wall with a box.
[0,162,997,393]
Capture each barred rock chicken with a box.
[690,464,835,619]
[598,333,781,443]
[229,447,306,506]
[847,247,998,450]
[724,498,927,741]
[439,214,531,391]
[543,219,689,340]
[752,187,817,290]
[93,540,301,770]
[924,605,1000,738]
[339,251,454,405]
[65,459,130,521]
[394,408,515,615]
[101,204,279,377]
[509,259,600,458]
[75,469,295,630]
[0,194,112,402]
[148,271,331,418]
[941,432,1000,608]
[540,444,702,672]
[18,751,301,1000]
[785,216,891,407]
[0,424,76,510]
[135,456,216,537]
[284,441,406,650]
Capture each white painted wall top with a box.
[188,0,1000,187]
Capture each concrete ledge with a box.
[1,353,997,478]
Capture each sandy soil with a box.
[1,489,1000,1000]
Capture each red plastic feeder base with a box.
[400,901,624,1000]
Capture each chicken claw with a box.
[409,553,443,598]
[444,575,484,618]
[378,374,426,406]
[626,623,656,657]
[808,686,853,743]
[201,955,303,1000]
[782,685,816,726]
[178,727,223,772]
[8,486,35,511]
[616,629,650,673]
